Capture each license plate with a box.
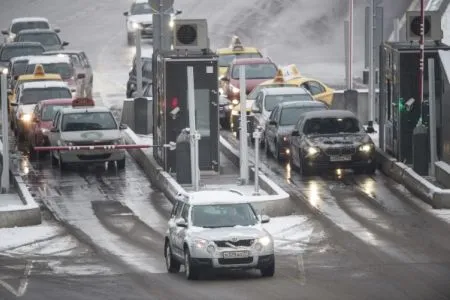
[330,155,352,162]
[223,251,249,259]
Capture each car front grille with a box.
[72,140,115,146]
[214,239,254,248]
[325,147,356,156]
[218,257,253,265]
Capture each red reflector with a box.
[171,97,178,109]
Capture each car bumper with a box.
[60,149,125,163]
[191,254,274,270]
[303,153,376,170]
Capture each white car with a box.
[11,80,72,140]
[164,190,275,280]
[123,0,154,45]
[1,17,59,44]
[48,104,127,170]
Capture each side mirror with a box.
[50,127,58,133]
[261,215,270,224]
[123,11,129,16]
[291,130,300,137]
[62,41,69,47]
[1,30,8,35]
[268,120,277,126]
[175,218,187,228]
[175,10,182,15]
[54,28,61,33]
[77,73,85,79]
[119,124,128,130]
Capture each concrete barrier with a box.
[121,99,135,131]
[435,161,450,189]
[0,140,41,227]
[123,129,293,216]
[376,147,450,208]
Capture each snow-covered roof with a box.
[182,190,247,205]
[439,50,450,82]
[11,17,49,24]
[22,81,69,89]
[27,55,71,64]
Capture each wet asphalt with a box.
[2,0,450,299]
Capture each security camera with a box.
[405,98,415,112]
[170,107,180,119]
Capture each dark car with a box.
[265,101,328,161]
[0,42,44,71]
[6,55,34,89]
[289,110,376,176]
[126,49,153,98]
[14,29,68,51]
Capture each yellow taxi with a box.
[230,69,297,133]
[278,64,335,106]
[216,36,263,79]
[8,64,62,113]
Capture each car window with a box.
[26,62,73,79]
[170,201,184,218]
[181,204,190,222]
[231,63,277,80]
[307,81,326,95]
[81,52,91,68]
[303,117,361,135]
[0,46,44,61]
[53,111,60,127]
[191,203,258,228]
[42,104,70,121]
[11,21,49,34]
[142,61,152,78]
[218,53,262,67]
[269,106,277,120]
[279,106,327,126]
[131,2,152,15]
[19,32,61,46]
[264,94,313,111]
[20,87,72,105]
[69,54,82,67]
[62,112,118,131]
[11,61,29,77]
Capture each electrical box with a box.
[152,50,219,173]
[378,41,450,163]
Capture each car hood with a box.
[128,14,153,24]
[231,78,268,94]
[307,133,371,147]
[60,130,121,142]
[43,44,63,51]
[189,225,267,241]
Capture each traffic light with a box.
[398,97,405,112]
[406,11,443,42]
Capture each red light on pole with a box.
[171,97,179,109]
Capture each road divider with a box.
[0,139,41,228]
[123,128,293,216]
[376,148,450,208]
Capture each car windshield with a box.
[232,63,277,80]
[27,63,72,79]
[19,33,60,46]
[0,47,43,61]
[191,203,258,228]
[11,61,29,77]
[131,3,152,15]
[303,117,361,135]
[41,104,70,121]
[218,53,262,67]
[62,112,118,131]
[279,106,326,126]
[265,94,313,111]
[11,21,49,34]
[248,84,297,100]
[20,88,71,105]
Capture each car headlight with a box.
[21,114,31,122]
[193,238,209,249]
[306,146,319,156]
[130,21,140,30]
[282,136,288,142]
[359,144,373,152]
[258,236,272,246]
[232,99,239,105]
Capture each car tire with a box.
[165,241,180,273]
[260,261,275,277]
[117,158,125,170]
[184,249,199,280]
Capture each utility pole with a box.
[1,71,10,193]
[239,65,249,185]
[368,0,375,125]
[135,26,143,97]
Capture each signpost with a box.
[239,65,249,185]
[1,71,9,193]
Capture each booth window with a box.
[194,89,210,137]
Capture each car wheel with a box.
[165,241,180,273]
[117,158,125,170]
[184,249,199,280]
[260,261,275,277]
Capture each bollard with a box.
[252,126,263,196]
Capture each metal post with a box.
[252,126,262,196]
[348,0,354,89]
[152,9,161,51]
[428,58,437,176]
[419,0,425,120]
[368,0,375,123]
[159,0,164,50]
[239,65,249,184]
[187,66,200,191]
[393,18,400,42]
[1,72,9,193]
[135,27,143,97]
[344,20,350,89]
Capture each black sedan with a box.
[0,42,44,72]
[265,100,327,161]
[289,110,376,175]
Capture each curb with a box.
[0,140,41,228]
[375,148,450,208]
[123,129,294,217]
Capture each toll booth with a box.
[152,50,219,173]
[378,41,450,163]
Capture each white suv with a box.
[164,191,275,280]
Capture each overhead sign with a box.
[148,0,174,12]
